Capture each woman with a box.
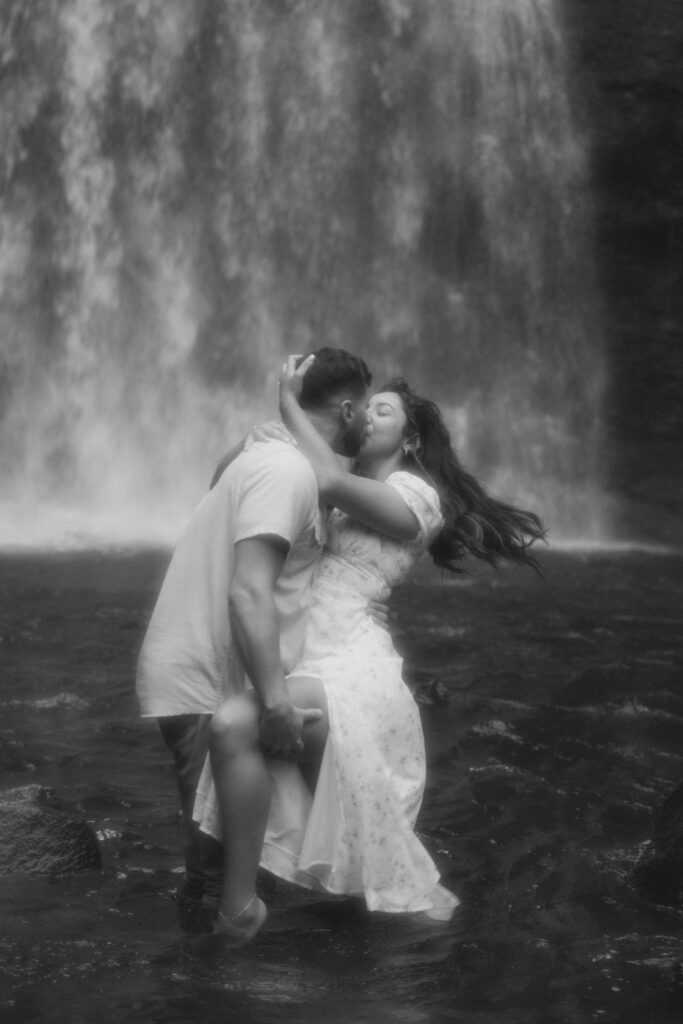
[193,356,544,943]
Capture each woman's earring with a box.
[402,434,421,458]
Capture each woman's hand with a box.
[279,353,315,411]
[367,598,394,634]
[244,419,295,450]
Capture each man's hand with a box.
[260,701,323,759]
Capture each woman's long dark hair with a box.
[383,379,546,574]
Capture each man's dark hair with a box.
[298,347,372,410]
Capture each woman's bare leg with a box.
[208,692,268,937]
[208,677,328,941]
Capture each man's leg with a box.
[158,714,223,926]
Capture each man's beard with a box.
[339,420,366,458]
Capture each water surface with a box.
[1,550,681,1023]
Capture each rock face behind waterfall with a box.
[0,786,101,876]
[634,781,683,908]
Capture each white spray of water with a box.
[0,0,608,550]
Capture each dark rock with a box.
[633,781,683,906]
[0,785,101,876]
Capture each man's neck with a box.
[305,409,345,454]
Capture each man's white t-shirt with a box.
[136,441,324,718]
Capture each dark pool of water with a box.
[1,550,682,1023]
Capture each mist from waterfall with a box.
[0,0,606,549]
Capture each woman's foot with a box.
[213,895,267,946]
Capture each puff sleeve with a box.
[386,471,444,544]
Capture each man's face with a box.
[339,393,370,457]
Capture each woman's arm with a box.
[318,472,420,540]
[279,356,419,541]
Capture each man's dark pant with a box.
[157,714,223,909]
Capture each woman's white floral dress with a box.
[194,471,459,920]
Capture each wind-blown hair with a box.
[382,379,545,574]
[299,347,372,410]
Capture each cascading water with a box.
[0,0,606,548]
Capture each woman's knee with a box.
[209,695,259,753]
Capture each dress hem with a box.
[260,840,460,918]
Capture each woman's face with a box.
[360,391,409,459]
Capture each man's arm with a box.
[229,536,318,756]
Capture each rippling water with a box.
[1,550,682,1023]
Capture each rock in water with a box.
[0,785,101,876]
[633,781,683,907]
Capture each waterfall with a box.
[0,0,606,548]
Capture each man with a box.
[136,347,371,930]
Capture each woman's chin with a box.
[355,441,374,463]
